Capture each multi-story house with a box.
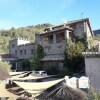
[9,18,93,71]
[35,18,93,71]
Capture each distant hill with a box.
[93,29,100,41]
[0,23,53,54]
[93,29,100,35]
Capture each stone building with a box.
[9,18,93,71]
[9,38,36,70]
[35,18,93,71]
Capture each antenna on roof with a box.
[81,13,84,19]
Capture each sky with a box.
[0,0,99,30]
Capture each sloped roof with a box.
[41,54,64,61]
[10,74,59,81]
[40,84,87,100]
[14,78,64,97]
[45,18,89,30]
[0,54,17,58]
[9,72,25,76]
[10,75,47,80]
[0,81,19,97]
[10,72,31,79]
[41,26,73,36]
[0,66,11,80]
[42,18,93,37]
[66,18,89,25]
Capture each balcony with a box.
[43,35,53,45]
[43,40,53,45]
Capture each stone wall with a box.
[9,38,35,59]
[9,39,18,55]
[70,22,84,38]
[36,30,70,55]
[17,43,35,59]
[84,52,100,89]
[70,21,92,39]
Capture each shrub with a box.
[28,44,45,71]
[64,38,85,75]
[88,87,100,100]
[0,61,11,72]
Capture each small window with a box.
[44,46,51,52]
[31,49,34,54]
[57,46,62,50]
[69,32,73,38]
[40,36,42,41]
[24,50,26,55]
[44,35,53,44]
[20,50,23,55]
[12,44,15,48]
[15,50,17,55]
[59,63,63,70]
[56,32,65,43]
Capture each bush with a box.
[64,39,85,75]
[28,58,43,71]
[46,67,59,75]
[28,44,45,71]
[88,87,100,100]
[0,61,11,72]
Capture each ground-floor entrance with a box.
[41,61,64,74]
[10,60,29,71]
[10,61,22,71]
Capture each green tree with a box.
[0,61,11,72]
[36,44,45,59]
[29,44,45,71]
[0,23,53,54]
[73,33,88,50]
[66,41,85,59]
[64,39,85,75]
[29,58,39,71]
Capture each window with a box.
[40,36,42,41]
[48,35,53,44]
[56,32,65,43]
[44,46,50,52]
[59,63,63,70]
[69,32,73,38]
[31,49,34,54]
[12,44,15,48]
[20,50,23,55]
[24,50,26,55]
[57,46,62,51]
[44,35,53,44]
[15,50,17,55]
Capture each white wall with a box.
[85,22,92,38]
[17,39,30,46]
[85,58,100,89]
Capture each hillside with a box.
[93,29,100,35]
[0,23,53,54]
[93,29,100,41]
